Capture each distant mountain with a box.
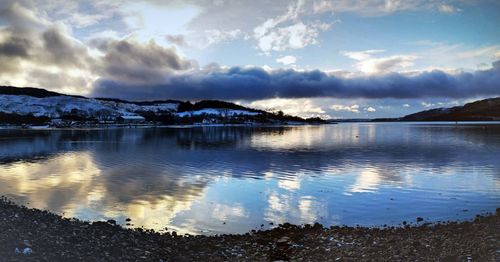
[0,86,323,125]
[401,97,500,121]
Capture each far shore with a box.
[0,122,331,130]
[2,120,500,131]
[0,197,498,261]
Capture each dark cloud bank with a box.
[92,60,500,101]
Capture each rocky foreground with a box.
[0,198,498,261]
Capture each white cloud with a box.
[438,4,460,13]
[365,106,376,112]
[276,55,297,65]
[261,64,273,72]
[311,0,466,16]
[342,49,385,60]
[455,45,500,60]
[311,0,418,16]
[253,1,304,39]
[421,101,435,108]
[201,29,243,47]
[66,12,110,28]
[406,42,500,71]
[330,104,360,113]
[403,104,410,107]
[253,1,333,53]
[255,21,332,53]
[421,100,462,108]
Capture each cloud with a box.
[0,1,95,93]
[311,0,467,16]
[1,0,499,105]
[357,55,418,73]
[27,68,92,91]
[421,101,435,108]
[343,49,418,73]
[405,42,500,71]
[186,0,472,39]
[253,1,333,53]
[0,35,31,58]
[256,21,332,53]
[365,106,376,112]
[166,34,188,47]
[41,26,90,68]
[276,55,297,66]
[0,33,32,73]
[65,12,110,28]
[0,1,49,29]
[311,0,419,16]
[342,50,385,60]
[169,29,245,49]
[331,104,360,113]
[438,4,460,13]
[403,103,410,107]
[201,29,243,47]
[94,39,193,85]
[92,60,500,101]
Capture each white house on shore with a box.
[117,115,146,124]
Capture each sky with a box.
[0,0,499,119]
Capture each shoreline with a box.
[0,122,330,130]
[0,198,498,261]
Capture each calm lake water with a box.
[0,123,499,235]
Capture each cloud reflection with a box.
[0,124,498,234]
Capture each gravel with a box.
[0,197,498,261]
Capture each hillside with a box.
[0,86,80,98]
[401,97,500,121]
[0,86,323,126]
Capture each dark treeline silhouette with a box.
[0,112,50,124]
[95,97,182,105]
[177,100,264,113]
[0,86,83,99]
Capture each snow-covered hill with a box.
[0,85,265,123]
[0,86,327,126]
[0,94,179,119]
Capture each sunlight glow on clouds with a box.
[343,50,418,73]
[122,2,201,41]
[249,98,327,118]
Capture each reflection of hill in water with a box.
[1,125,499,178]
[0,127,287,163]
